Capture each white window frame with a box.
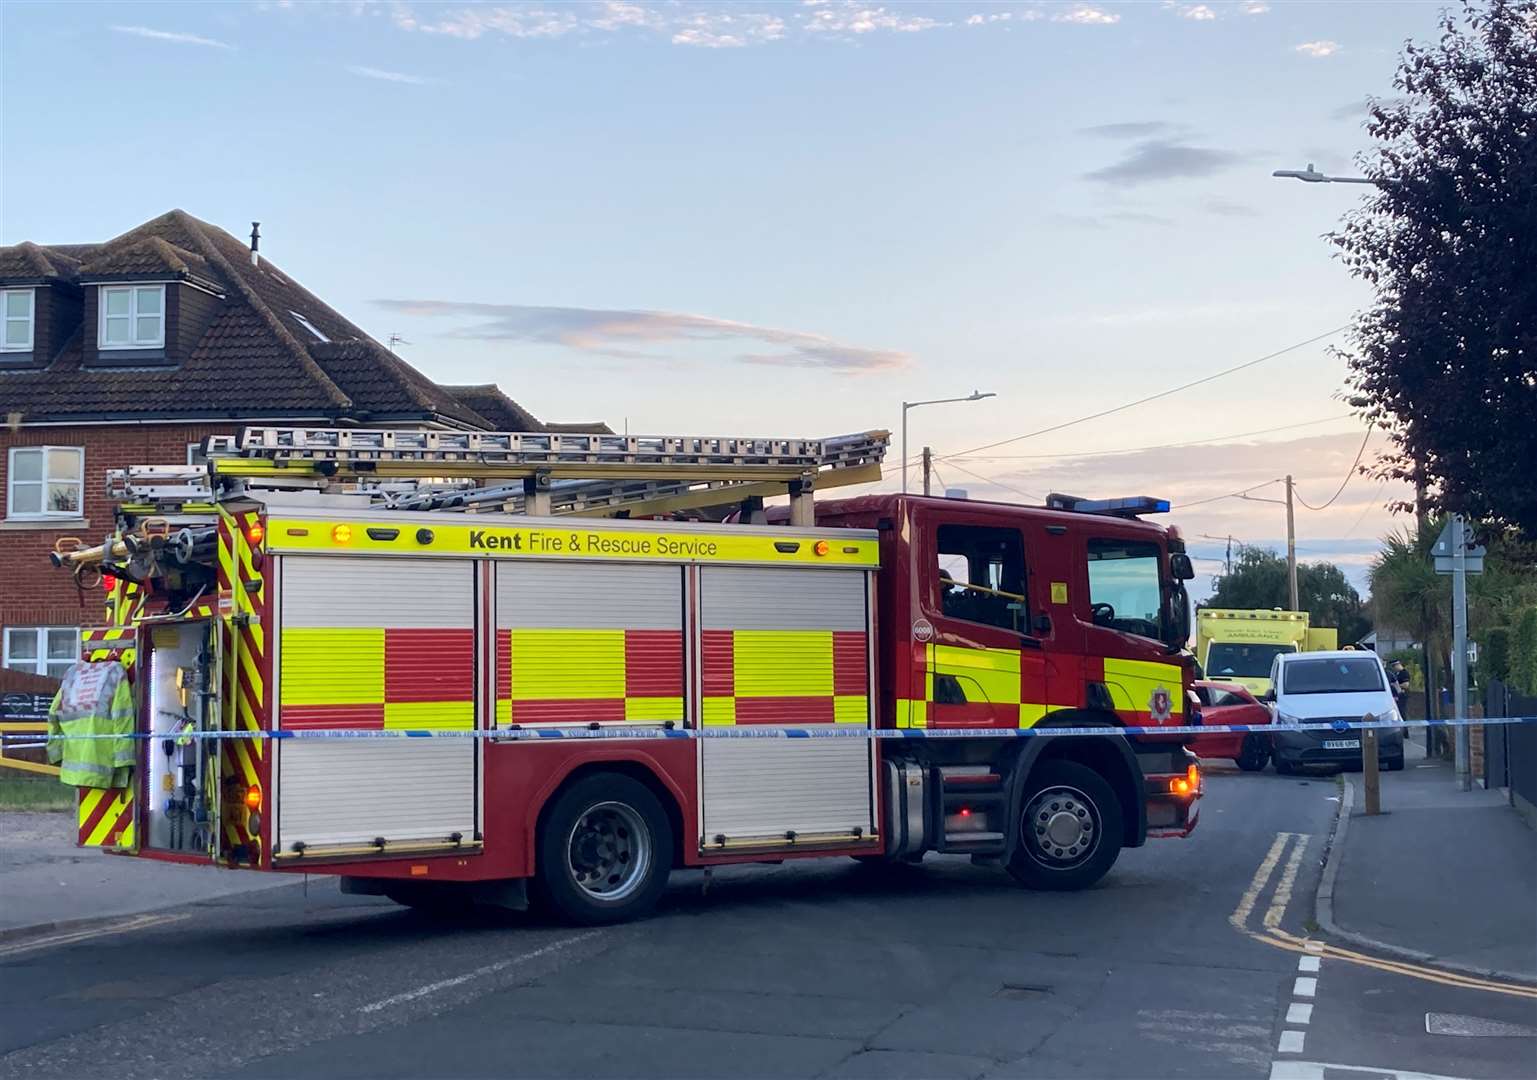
[98,284,165,349]
[2,626,79,680]
[6,445,85,520]
[2,288,34,352]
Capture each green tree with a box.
[1333,0,1537,537]
[1205,547,1372,643]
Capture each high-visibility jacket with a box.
[47,662,136,789]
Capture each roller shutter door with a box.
[276,556,477,852]
[698,566,874,846]
[495,562,684,726]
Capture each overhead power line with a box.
[1172,478,1284,510]
[1342,480,1391,539]
[1293,426,1374,511]
[933,325,1349,464]
[943,459,1042,502]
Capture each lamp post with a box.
[1271,163,1380,185]
[901,391,996,493]
[1274,162,1475,785]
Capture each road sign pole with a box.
[1452,515,1471,791]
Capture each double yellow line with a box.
[1232,831,1537,1000]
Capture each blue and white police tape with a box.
[37,715,1537,741]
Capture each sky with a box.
[1,0,1437,599]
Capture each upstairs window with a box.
[7,446,84,519]
[2,289,34,352]
[99,285,164,349]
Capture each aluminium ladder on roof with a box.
[108,425,890,523]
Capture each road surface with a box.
[2,770,1533,1079]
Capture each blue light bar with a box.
[1045,494,1171,517]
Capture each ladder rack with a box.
[108,426,890,522]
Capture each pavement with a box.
[1,770,1534,1080]
[1320,739,1537,983]
[0,811,287,940]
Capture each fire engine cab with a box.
[53,425,1200,924]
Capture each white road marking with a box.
[1425,1011,1537,1037]
[1270,1061,1475,1080]
[1286,1003,1313,1025]
[357,931,601,1014]
[1303,941,1323,954]
[1277,1030,1306,1054]
[1263,833,1310,930]
[0,913,188,958]
[1297,955,1320,973]
[1293,976,1317,998]
[1231,832,1295,930]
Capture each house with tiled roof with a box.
[0,209,602,687]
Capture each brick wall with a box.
[0,423,235,643]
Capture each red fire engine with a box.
[53,426,1200,924]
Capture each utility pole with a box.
[921,446,933,497]
[1285,475,1299,611]
[1452,514,1470,790]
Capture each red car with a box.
[1191,681,1273,772]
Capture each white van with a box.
[1266,650,1405,775]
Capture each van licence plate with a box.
[1323,739,1361,750]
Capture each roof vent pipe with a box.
[249,222,261,267]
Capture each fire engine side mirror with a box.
[1170,553,1195,581]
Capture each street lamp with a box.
[901,391,996,493]
[1271,163,1383,185]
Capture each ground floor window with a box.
[2,626,78,679]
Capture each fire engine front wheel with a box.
[535,774,673,926]
[1006,760,1124,892]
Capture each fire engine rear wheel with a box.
[535,774,673,926]
[1006,760,1123,892]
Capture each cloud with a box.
[673,11,786,47]
[1176,4,1218,20]
[1294,40,1341,58]
[346,64,438,84]
[372,301,911,373]
[1085,139,1242,186]
[1203,197,1261,218]
[1052,6,1120,25]
[111,25,233,49]
[398,6,584,39]
[1242,1,1270,13]
[803,5,944,34]
[382,2,955,46]
[1080,121,1183,140]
